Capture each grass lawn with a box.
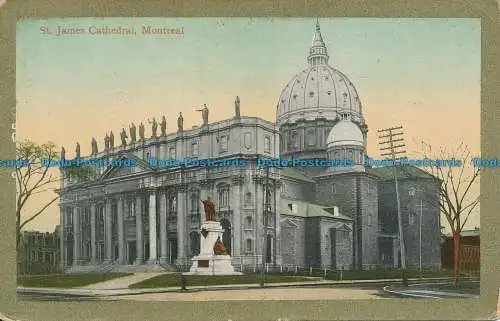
[129,273,315,289]
[17,273,133,288]
[321,268,456,280]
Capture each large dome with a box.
[276,22,364,125]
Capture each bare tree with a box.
[15,140,97,255]
[15,140,60,253]
[411,140,480,283]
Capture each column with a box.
[230,178,242,258]
[72,206,81,266]
[176,186,187,265]
[90,202,97,263]
[117,196,125,264]
[105,198,112,262]
[159,190,168,263]
[59,205,66,269]
[148,189,158,264]
[135,194,144,264]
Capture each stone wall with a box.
[377,178,441,269]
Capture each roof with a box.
[443,229,480,237]
[366,165,435,181]
[281,167,316,183]
[280,197,352,221]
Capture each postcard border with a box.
[1,0,499,320]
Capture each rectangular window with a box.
[409,210,416,225]
[219,189,229,207]
[264,135,271,153]
[191,142,199,156]
[219,135,228,153]
[169,147,176,159]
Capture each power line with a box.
[377,125,407,270]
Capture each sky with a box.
[16,17,481,233]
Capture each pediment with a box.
[99,152,153,180]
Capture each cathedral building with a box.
[58,22,442,273]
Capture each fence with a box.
[174,263,451,280]
[460,245,480,277]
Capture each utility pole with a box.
[260,166,270,287]
[416,199,424,277]
[378,125,406,270]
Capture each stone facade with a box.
[58,22,442,273]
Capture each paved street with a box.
[383,281,480,299]
[18,283,403,301]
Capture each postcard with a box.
[9,15,491,320]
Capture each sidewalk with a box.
[81,272,167,290]
[17,277,456,298]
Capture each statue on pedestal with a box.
[60,146,66,161]
[160,116,167,136]
[149,117,158,138]
[109,131,115,149]
[213,236,227,255]
[234,96,240,118]
[75,142,80,159]
[201,196,216,221]
[139,122,145,140]
[104,133,110,150]
[91,137,98,155]
[130,123,137,143]
[120,128,128,147]
[196,104,209,126]
[177,112,183,132]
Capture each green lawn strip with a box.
[17,273,133,288]
[322,269,455,280]
[129,274,315,289]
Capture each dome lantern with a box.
[307,20,330,67]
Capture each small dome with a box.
[326,120,364,148]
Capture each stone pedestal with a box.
[184,221,242,275]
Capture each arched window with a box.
[348,150,354,162]
[408,187,416,198]
[218,187,229,207]
[334,152,340,160]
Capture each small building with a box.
[441,228,480,271]
[18,226,61,275]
